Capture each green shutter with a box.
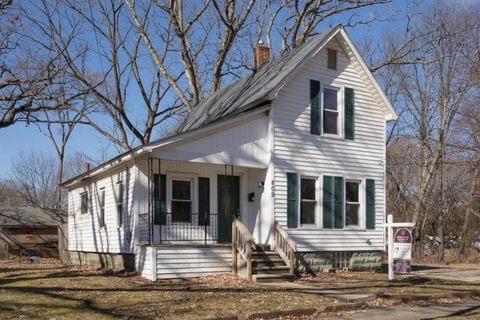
[323,176,334,229]
[153,174,166,225]
[366,179,376,229]
[323,176,344,229]
[198,177,210,225]
[344,87,354,140]
[333,176,344,228]
[287,172,298,228]
[310,80,321,135]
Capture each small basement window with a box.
[327,48,337,70]
[300,178,316,225]
[345,180,361,227]
[80,192,88,214]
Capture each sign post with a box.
[384,214,415,281]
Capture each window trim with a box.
[116,181,124,228]
[98,187,106,228]
[298,176,319,228]
[80,192,88,215]
[327,48,337,70]
[344,179,364,230]
[166,173,197,224]
[321,85,343,138]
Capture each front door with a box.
[217,175,240,243]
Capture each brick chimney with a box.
[84,163,91,173]
[253,40,270,71]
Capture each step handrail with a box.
[274,221,297,274]
[232,217,255,281]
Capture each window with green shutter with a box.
[310,80,321,135]
[366,179,376,229]
[287,172,298,228]
[344,87,354,140]
[323,175,344,229]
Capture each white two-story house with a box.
[62,25,397,282]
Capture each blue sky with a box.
[0,0,417,178]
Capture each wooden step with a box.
[252,251,279,259]
[252,257,286,267]
[252,273,295,283]
[253,265,290,274]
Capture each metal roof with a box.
[0,207,67,226]
[172,27,335,135]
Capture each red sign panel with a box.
[393,228,412,274]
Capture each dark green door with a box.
[217,175,240,243]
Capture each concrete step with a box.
[253,265,290,274]
[252,273,295,283]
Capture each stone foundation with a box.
[67,251,135,271]
[295,251,382,274]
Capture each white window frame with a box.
[80,192,89,215]
[167,173,197,224]
[98,187,106,228]
[344,179,364,230]
[116,181,124,228]
[321,85,343,138]
[298,176,319,228]
[327,48,337,70]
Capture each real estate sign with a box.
[392,228,412,273]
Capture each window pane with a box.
[323,88,337,110]
[81,193,88,214]
[346,182,359,202]
[323,110,338,134]
[172,201,191,222]
[118,183,123,203]
[172,180,191,200]
[301,178,316,200]
[301,201,316,224]
[346,203,359,226]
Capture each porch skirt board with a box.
[136,245,232,281]
[295,251,383,274]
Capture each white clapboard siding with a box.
[135,246,155,280]
[273,36,386,251]
[151,114,270,169]
[67,164,136,254]
[155,246,231,279]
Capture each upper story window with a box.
[116,181,124,227]
[323,87,340,135]
[171,179,192,222]
[345,180,361,227]
[80,192,88,214]
[327,48,337,70]
[300,178,316,225]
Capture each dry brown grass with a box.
[0,259,335,320]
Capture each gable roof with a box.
[62,25,397,188]
[0,207,67,226]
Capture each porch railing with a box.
[159,213,219,245]
[232,217,255,281]
[274,220,297,274]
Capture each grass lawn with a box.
[0,259,335,320]
[299,270,480,296]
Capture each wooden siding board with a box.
[273,37,386,251]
